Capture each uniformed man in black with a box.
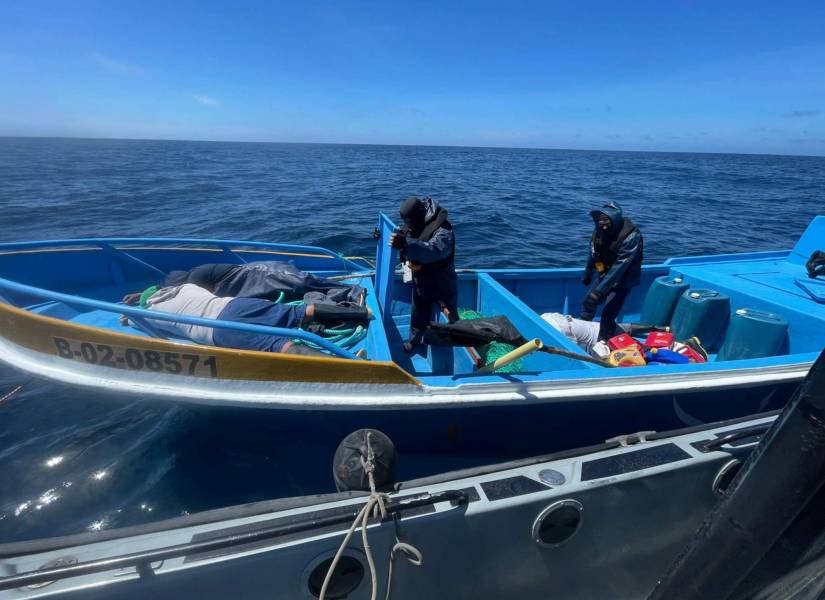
[389,196,458,352]
[581,201,644,340]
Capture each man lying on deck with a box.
[541,312,669,357]
[121,283,371,357]
[164,261,365,305]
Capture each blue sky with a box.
[1,0,824,155]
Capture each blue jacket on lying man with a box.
[580,201,644,340]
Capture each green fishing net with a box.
[458,308,526,373]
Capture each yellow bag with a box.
[608,346,646,367]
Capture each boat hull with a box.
[0,414,775,599]
[0,319,797,486]
[174,381,793,495]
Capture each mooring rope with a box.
[383,522,423,600]
[319,432,423,600]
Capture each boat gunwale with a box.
[0,236,358,265]
[0,276,362,359]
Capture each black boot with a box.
[309,303,371,325]
[403,330,423,353]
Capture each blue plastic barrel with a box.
[670,289,730,350]
[639,275,690,326]
[717,308,788,361]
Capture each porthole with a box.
[712,459,742,497]
[532,499,583,547]
[538,469,567,486]
[306,554,365,599]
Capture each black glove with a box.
[580,289,603,321]
[389,232,407,250]
[582,272,592,286]
[807,249,825,279]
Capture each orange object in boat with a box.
[607,347,647,367]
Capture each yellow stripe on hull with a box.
[0,302,419,386]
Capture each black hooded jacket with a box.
[584,202,643,294]
[400,197,457,299]
[165,261,364,304]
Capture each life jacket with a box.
[406,207,455,273]
[590,217,639,275]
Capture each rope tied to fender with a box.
[319,432,423,600]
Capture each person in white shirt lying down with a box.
[121,283,371,357]
[541,312,665,357]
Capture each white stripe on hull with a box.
[0,336,810,410]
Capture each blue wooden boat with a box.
[0,215,822,455]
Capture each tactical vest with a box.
[407,208,455,273]
[590,217,638,272]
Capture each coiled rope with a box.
[319,432,422,600]
[291,323,368,352]
[278,294,368,352]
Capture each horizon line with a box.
[1,134,822,159]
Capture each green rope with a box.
[291,323,368,353]
[459,308,526,373]
[284,299,368,354]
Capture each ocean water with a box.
[0,137,822,543]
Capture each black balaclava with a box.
[590,201,624,239]
[400,196,428,238]
[596,213,613,236]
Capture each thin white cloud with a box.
[192,94,220,107]
[90,53,146,76]
[785,109,821,118]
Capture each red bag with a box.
[645,331,674,348]
[608,333,641,351]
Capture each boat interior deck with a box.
[0,216,822,386]
[374,215,825,383]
